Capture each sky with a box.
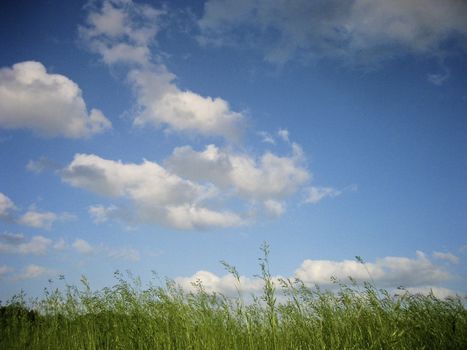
[0,0,466,301]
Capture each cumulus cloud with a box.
[198,0,467,64]
[80,0,244,141]
[129,68,245,141]
[17,209,74,229]
[72,239,95,255]
[0,233,53,255]
[263,200,285,218]
[295,251,452,287]
[0,61,111,138]
[176,251,455,297]
[81,0,245,140]
[17,210,58,229]
[433,251,460,264]
[175,270,265,295]
[62,153,243,229]
[63,140,314,228]
[0,192,16,221]
[165,144,309,201]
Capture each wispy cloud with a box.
[106,247,140,262]
[26,156,62,174]
[258,131,275,144]
[71,238,140,262]
[433,251,460,264]
[198,0,467,65]
[304,187,342,204]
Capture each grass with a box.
[1,244,466,349]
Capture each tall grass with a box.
[1,244,466,349]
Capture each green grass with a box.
[1,244,466,349]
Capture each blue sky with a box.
[0,0,466,300]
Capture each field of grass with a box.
[1,244,466,349]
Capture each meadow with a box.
[1,245,466,349]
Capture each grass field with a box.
[1,245,466,349]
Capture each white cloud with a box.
[295,251,452,287]
[304,186,342,204]
[175,270,265,296]
[88,204,119,224]
[17,236,52,255]
[62,153,244,229]
[63,142,312,228]
[176,251,455,296]
[0,234,52,255]
[129,68,245,141]
[18,210,58,229]
[16,264,51,280]
[263,200,285,218]
[258,131,275,144]
[166,205,244,230]
[81,0,245,140]
[198,0,467,64]
[433,251,460,264]
[0,61,111,138]
[80,0,163,66]
[0,192,16,220]
[165,144,309,201]
[72,239,95,255]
